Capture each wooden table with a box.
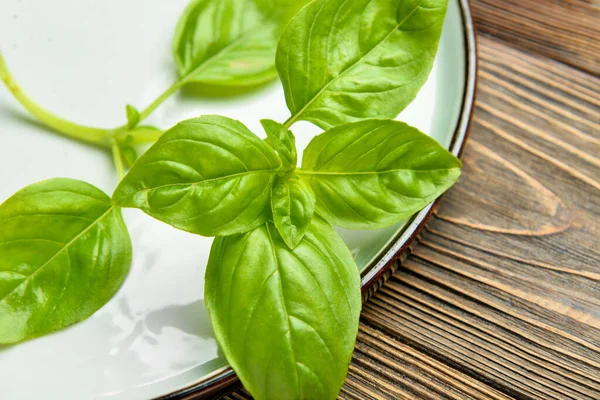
[227,0,600,398]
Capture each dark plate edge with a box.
[158,0,478,398]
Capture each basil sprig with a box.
[111,116,458,399]
[1,0,456,398]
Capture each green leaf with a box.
[277,0,448,129]
[125,104,140,129]
[173,0,310,87]
[0,179,132,344]
[271,176,315,249]
[128,125,163,145]
[120,145,138,168]
[205,217,361,400]
[113,115,281,236]
[299,119,461,229]
[260,119,297,171]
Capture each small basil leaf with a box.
[173,0,310,87]
[300,119,461,229]
[113,115,281,236]
[129,125,163,144]
[120,145,138,168]
[278,0,448,129]
[0,178,132,344]
[260,119,296,171]
[125,104,140,129]
[205,217,361,400]
[271,176,315,249]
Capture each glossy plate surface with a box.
[0,0,475,398]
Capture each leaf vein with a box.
[0,207,114,303]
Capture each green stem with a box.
[111,140,125,180]
[112,66,199,133]
[0,49,213,149]
[129,63,208,126]
[137,79,186,122]
[283,115,296,129]
[0,51,176,148]
[0,52,112,147]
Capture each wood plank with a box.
[471,0,600,75]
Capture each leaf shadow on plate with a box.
[136,299,227,365]
[113,298,226,374]
[0,343,18,352]
[0,300,215,354]
[181,80,277,101]
[143,299,215,339]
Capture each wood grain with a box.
[471,0,600,75]
[227,2,600,399]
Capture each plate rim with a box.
[157,0,478,398]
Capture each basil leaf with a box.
[205,217,361,399]
[173,0,310,87]
[300,119,461,229]
[120,145,138,168]
[0,179,132,343]
[125,104,140,129]
[278,0,448,129]
[271,176,315,249]
[261,119,296,171]
[128,125,163,144]
[113,115,281,236]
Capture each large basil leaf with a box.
[261,119,297,171]
[173,0,310,86]
[113,115,281,236]
[0,179,131,343]
[300,119,461,229]
[277,0,448,129]
[271,176,315,249]
[205,217,361,400]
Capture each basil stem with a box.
[136,79,184,122]
[0,52,164,147]
[0,52,112,147]
[111,140,125,180]
[0,52,232,148]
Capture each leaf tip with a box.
[125,104,140,129]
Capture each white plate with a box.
[0,0,476,398]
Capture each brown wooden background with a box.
[226,0,600,398]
